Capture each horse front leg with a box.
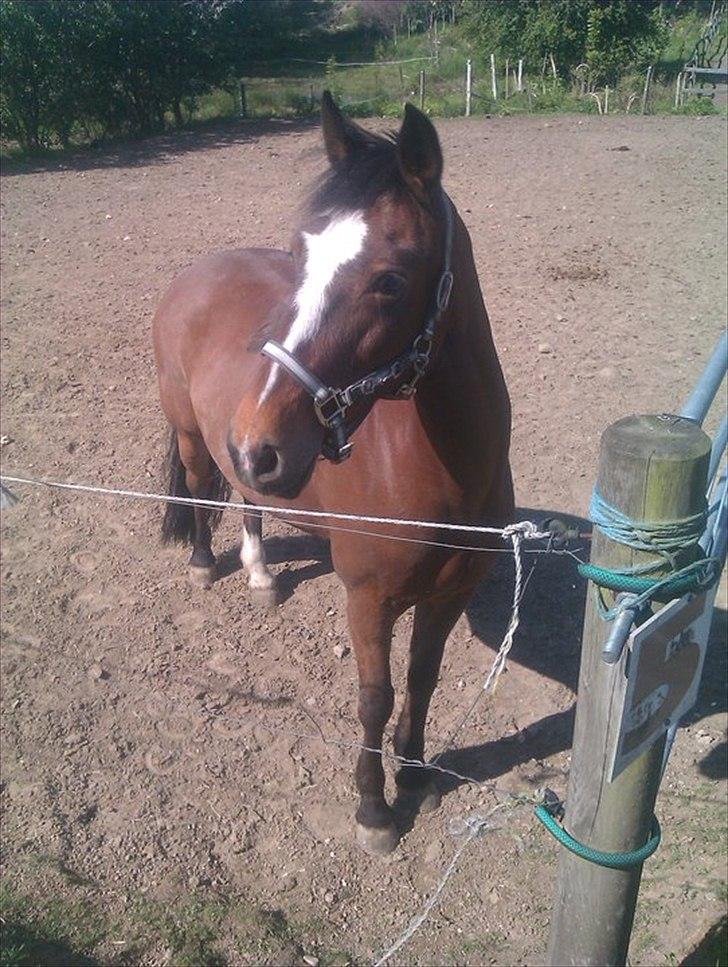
[393,589,473,809]
[347,587,398,855]
[240,503,279,608]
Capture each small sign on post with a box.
[608,590,715,780]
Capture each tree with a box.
[460,0,668,83]
[0,0,329,149]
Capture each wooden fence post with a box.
[465,58,472,116]
[547,414,711,966]
[418,69,425,110]
[239,81,247,119]
[517,58,523,92]
[504,57,510,98]
[641,64,653,114]
[490,53,497,99]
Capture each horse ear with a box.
[321,90,367,168]
[397,102,443,200]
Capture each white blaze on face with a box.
[260,211,368,401]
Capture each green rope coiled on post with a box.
[578,556,721,602]
[535,805,662,870]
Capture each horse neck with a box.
[414,213,512,496]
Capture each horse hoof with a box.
[189,564,216,589]
[356,821,400,856]
[250,585,280,609]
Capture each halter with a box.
[260,192,454,463]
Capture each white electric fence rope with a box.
[0,473,550,543]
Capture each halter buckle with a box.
[314,388,346,428]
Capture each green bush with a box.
[674,96,720,115]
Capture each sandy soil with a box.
[1,113,726,966]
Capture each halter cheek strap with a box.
[260,191,454,464]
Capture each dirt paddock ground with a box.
[1,114,726,966]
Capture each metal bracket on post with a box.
[601,593,639,664]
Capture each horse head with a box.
[228,92,453,497]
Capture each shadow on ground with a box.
[681,915,728,966]
[0,921,98,967]
[0,117,319,177]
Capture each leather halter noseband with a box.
[260,192,454,463]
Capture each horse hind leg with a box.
[161,428,230,589]
[240,504,279,608]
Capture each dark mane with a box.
[307,128,406,215]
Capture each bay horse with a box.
[153,93,513,855]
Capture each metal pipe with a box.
[703,471,727,562]
[680,331,728,425]
[708,413,727,486]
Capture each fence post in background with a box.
[504,57,510,98]
[465,59,472,116]
[419,69,426,110]
[547,414,712,966]
[518,58,523,92]
[641,65,654,114]
[550,52,558,80]
[490,53,497,99]
[238,81,247,119]
[604,85,610,114]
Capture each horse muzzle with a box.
[227,433,314,498]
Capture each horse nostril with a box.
[252,443,280,480]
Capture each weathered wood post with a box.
[490,53,497,99]
[504,57,510,98]
[465,59,472,116]
[517,58,523,92]
[239,81,247,119]
[418,69,425,110]
[547,414,712,966]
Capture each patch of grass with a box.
[0,883,104,966]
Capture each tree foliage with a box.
[0,0,323,149]
[460,0,670,84]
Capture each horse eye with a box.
[372,272,406,298]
